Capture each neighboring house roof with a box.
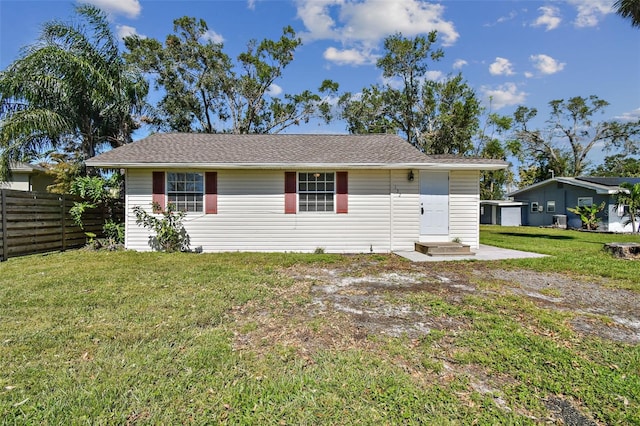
[480,200,527,206]
[86,133,508,170]
[9,162,48,173]
[508,176,639,197]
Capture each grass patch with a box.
[1,248,638,423]
[481,225,640,290]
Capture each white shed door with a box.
[420,171,449,235]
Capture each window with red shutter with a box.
[152,171,165,212]
[205,172,217,214]
[285,172,297,214]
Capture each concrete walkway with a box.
[394,244,548,262]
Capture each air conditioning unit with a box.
[553,214,567,229]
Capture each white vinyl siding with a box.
[449,170,480,249]
[124,168,481,252]
[125,169,421,253]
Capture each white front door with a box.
[420,171,449,236]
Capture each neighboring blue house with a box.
[508,177,640,232]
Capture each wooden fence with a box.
[0,189,114,261]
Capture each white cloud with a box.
[79,0,141,19]
[616,108,640,122]
[489,57,515,76]
[567,0,613,28]
[424,70,443,81]
[116,24,141,40]
[296,0,341,41]
[532,6,561,31]
[201,29,224,44]
[453,59,467,69]
[323,46,375,66]
[524,71,534,78]
[530,54,565,75]
[267,83,283,97]
[480,83,527,109]
[247,0,256,10]
[296,0,459,46]
[483,10,517,27]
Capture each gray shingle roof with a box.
[86,133,507,169]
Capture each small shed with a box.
[480,200,526,226]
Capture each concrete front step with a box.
[415,242,475,256]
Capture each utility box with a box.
[552,214,567,229]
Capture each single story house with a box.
[0,162,53,192]
[86,133,507,253]
[479,200,527,226]
[508,176,640,232]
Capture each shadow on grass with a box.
[497,232,575,240]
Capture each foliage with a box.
[475,110,515,199]
[615,0,640,28]
[44,152,83,194]
[0,5,147,181]
[511,96,640,183]
[338,32,480,154]
[133,203,190,252]
[124,17,335,134]
[69,173,124,245]
[590,154,640,177]
[567,201,606,230]
[614,182,640,233]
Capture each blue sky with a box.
[1,0,639,164]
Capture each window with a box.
[577,197,593,207]
[530,202,539,213]
[167,172,203,212]
[298,172,335,212]
[546,200,556,213]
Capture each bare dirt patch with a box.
[230,256,636,424]
[473,269,640,343]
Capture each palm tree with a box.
[615,0,640,28]
[0,5,148,180]
[614,182,640,233]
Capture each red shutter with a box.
[205,172,218,214]
[336,171,348,214]
[284,172,297,214]
[152,171,165,212]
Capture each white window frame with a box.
[546,200,556,213]
[530,202,539,213]
[298,172,335,213]
[577,197,593,207]
[166,172,204,213]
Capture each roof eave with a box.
[86,161,508,170]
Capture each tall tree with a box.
[339,32,480,154]
[475,111,515,199]
[124,17,335,134]
[590,154,640,177]
[511,96,640,182]
[615,0,640,28]
[0,5,147,180]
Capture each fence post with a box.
[61,194,66,252]
[1,190,7,261]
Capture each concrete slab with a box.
[394,244,548,262]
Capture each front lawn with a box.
[481,225,640,290]
[0,235,638,424]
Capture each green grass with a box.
[0,243,638,424]
[481,225,640,290]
